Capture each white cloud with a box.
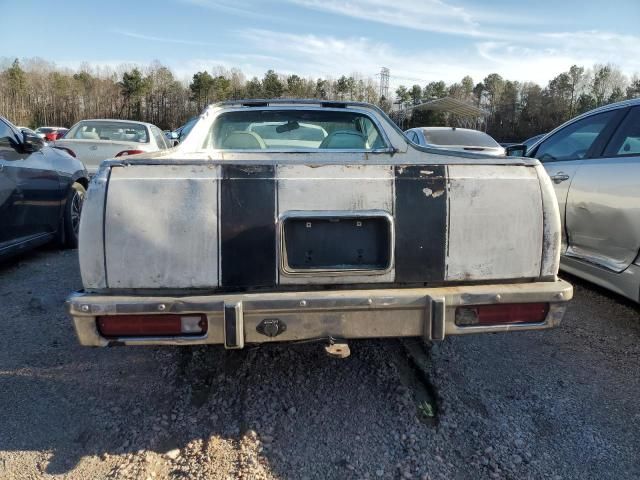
[231,28,640,89]
[288,0,534,38]
[179,0,283,22]
[290,0,480,37]
[113,29,218,47]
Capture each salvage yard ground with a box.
[0,248,638,480]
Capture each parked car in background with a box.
[0,116,89,259]
[35,126,68,141]
[522,133,546,149]
[507,99,640,302]
[18,126,38,137]
[53,119,169,174]
[164,130,179,147]
[67,99,571,350]
[501,134,546,149]
[174,116,198,144]
[405,127,505,156]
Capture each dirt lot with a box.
[0,248,638,480]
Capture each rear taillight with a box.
[96,314,208,337]
[54,146,76,157]
[115,149,145,157]
[455,303,549,327]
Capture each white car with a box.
[405,127,505,156]
[53,119,171,174]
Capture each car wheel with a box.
[62,182,86,249]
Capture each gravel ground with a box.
[0,247,638,479]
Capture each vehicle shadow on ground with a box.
[560,272,640,319]
[1,338,429,478]
[0,248,435,478]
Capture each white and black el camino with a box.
[67,99,572,352]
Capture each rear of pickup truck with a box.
[67,100,571,348]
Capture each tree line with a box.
[0,58,380,131]
[1,57,638,141]
[396,65,640,141]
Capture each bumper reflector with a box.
[455,303,549,327]
[97,314,207,337]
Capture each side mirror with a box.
[506,144,527,157]
[22,131,45,153]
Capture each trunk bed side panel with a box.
[445,164,543,281]
[104,165,220,289]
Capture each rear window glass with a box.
[422,129,499,147]
[67,121,149,143]
[205,110,386,150]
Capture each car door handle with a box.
[550,173,570,184]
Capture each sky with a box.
[3,0,640,89]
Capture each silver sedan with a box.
[404,126,505,156]
[509,98,640,303]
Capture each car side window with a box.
[534,110,616,162]
[406,130,417,144]
[151,126,167,149]
[603,107,640,157]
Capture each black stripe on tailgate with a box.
[394,165,447,283]
[220,164,276,288]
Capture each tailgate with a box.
[84,162,545,289]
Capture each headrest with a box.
[221,131,266,149]
[319,130,367,149]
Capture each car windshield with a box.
[422,129,499,148]
[67,121,149,143]
[205,110,386,150]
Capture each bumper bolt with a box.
[555,292,564,300]
[367,298,373,305]
[81,305,90,313]
[158,304,166,311]
[495,294,502,302]
[299,300,307,307]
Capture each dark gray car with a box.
[0,116,89,259]
[509,99,640,302]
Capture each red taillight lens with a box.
[54,146,76,157]
[455,303,549,327]
[97,314,207,337]
[115,149,145,157]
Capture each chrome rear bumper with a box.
[66,280,572,348]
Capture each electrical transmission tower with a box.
[378,67,389,99]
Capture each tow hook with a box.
[324,337,350,359]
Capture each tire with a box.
[61,182,86,249]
